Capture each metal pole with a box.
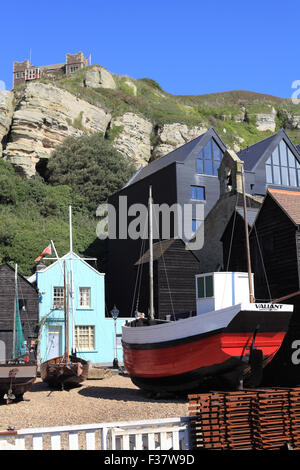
[63,261,69,363]
[113,319,118,368]
[50,240,64,276]
[149,186,154,320]
[241,164,255,303]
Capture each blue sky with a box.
[1,0,300,97]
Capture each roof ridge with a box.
[268,188,300,196]
[238,131,279,154]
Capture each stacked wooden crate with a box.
[251,389,290,450]
[189,392,227,449]
[223,391,256,449]
[188,387,300,450]
[288,387,300,450]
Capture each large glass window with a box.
[190,186,205,200]
[192,219,202,233]
[196,139,224,176]
[265,141,300,187]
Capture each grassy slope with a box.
[51,66,300,149]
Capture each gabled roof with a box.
[237,129,300,171]
[124,127,227,188]
[267,188,300,225]
[135,238,200,265]
[236,207,260,227]
[30,251,104,282]
[0,264,38,291]
[220,206,260,242]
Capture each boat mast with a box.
[12,264,17,359]
[241,163,255,303]
[64,261,69,362]
[69,205,76,355]
[149,186,155,320]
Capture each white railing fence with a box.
[0,417,190,451]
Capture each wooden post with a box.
[241,164,255,303]
[149,186,154,320]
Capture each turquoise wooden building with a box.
[34,251,129,365]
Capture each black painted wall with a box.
[0,265,39,361]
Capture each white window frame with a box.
[79,287,91,308]
[75,325,95,351]
[53,286,64,310]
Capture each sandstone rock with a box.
[252,107,276,132]
[234,109,246,122]
[4,82,111,176]
[0,91,14,155]
[110,112,153,167]
[152,123,208,159]
[291,115,300,129]
[84,66,116,89]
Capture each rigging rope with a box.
[252,223,272,301]
[152,209,175,320]
[226,194,239,272]
[130,221,147,317]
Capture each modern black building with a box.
[107,127,227,315]
[238,128,300,196]
[107,127,300,317]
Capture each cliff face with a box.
[1,64,300,177]
[3,82,111,176]
[0,91,14,155]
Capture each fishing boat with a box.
[122,173,293,394]
[40,206,89,389]
[0,265,37,403]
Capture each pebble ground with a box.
[0,374,189,431]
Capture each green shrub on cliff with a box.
[46,132,136,213]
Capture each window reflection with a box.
[196,139,224,176]
[265,140,300,187]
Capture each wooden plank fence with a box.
[0,417,190,451]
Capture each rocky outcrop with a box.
[0,91,14,154]
[1,66,300,178]
[84,65,116,90]
[3,82,111,176]
[250,107,277,132]
[152,123,208,159]
[110,112,153,167]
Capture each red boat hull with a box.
[122,307,292,393]
[123,332,285,379]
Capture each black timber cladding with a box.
[220,191,300,387]
[221,207,259,273]
[134,239,200,319]
[0,264,39,360]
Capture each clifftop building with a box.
[13,52,88,88]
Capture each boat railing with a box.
[0,417,190,450]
